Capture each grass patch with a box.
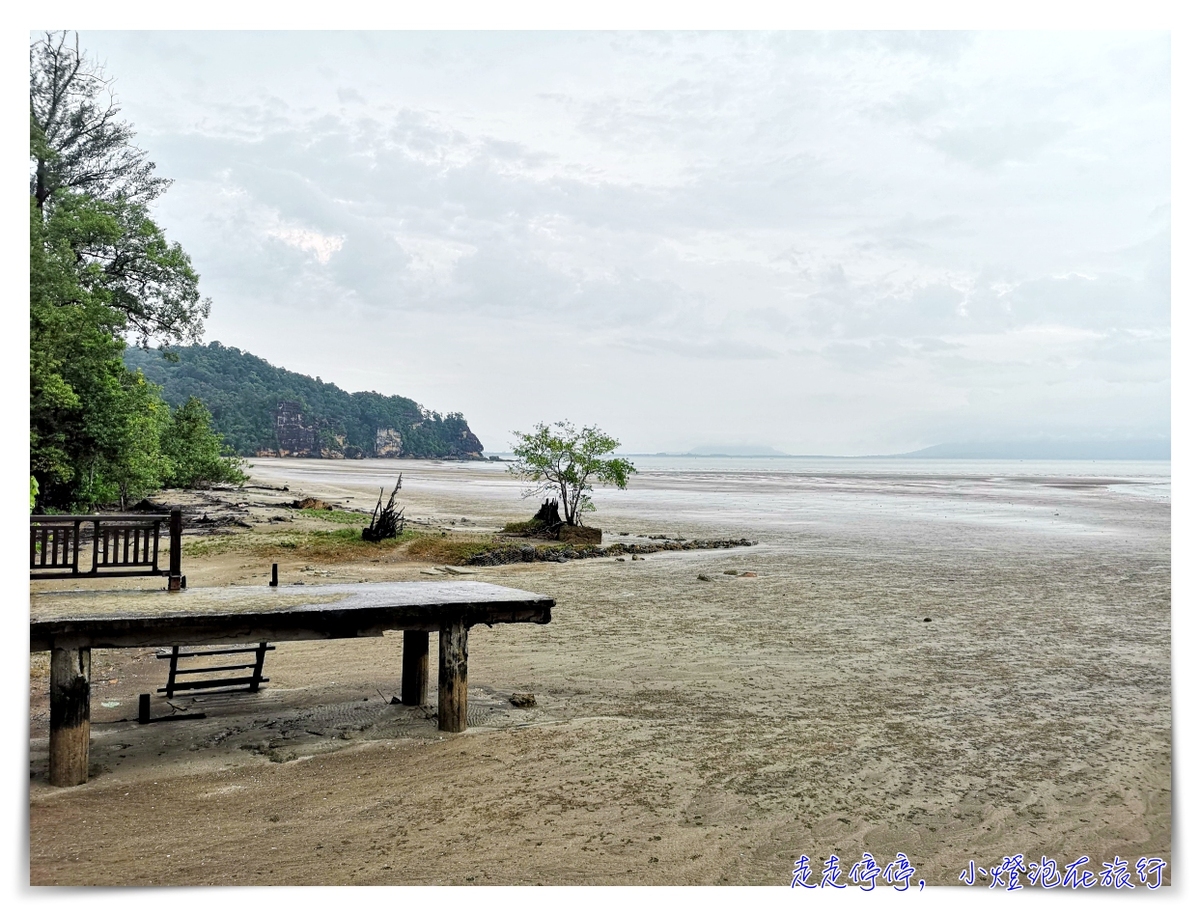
[405,534,499,565]
[297,508,370,525]
[184,527,419,561]
[500,519,548,535]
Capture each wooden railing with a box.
[30,510,182,591]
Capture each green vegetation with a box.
[30,32,240,510]
[297,507,371,525]
[124,343,486,459]
[510,421,637,525]
[500,519,546,535]
[405,535,499,565]
[184,526,420,561]
[161,397,246,488]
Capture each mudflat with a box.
[29,457,1171,886]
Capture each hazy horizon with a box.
[76,30,1169,455]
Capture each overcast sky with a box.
[73,30,1170,455]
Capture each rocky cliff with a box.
[126,342,486,460]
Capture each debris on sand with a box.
[510,693,537,708]
[466,537,757,567]
[291,497,333,510]
[362,474,405,542]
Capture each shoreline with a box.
[30,459,1171,886]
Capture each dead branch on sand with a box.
[362,473,405,542]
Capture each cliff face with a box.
[274,400,318,456]
[267,401,483,459]
[375,427,404,458]
[458,426,485,454]
[126,342,487,459]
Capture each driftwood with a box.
[532,499,563,532]
[362,474,405,542]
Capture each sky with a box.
[70,29,1171,456]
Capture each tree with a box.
[30,31,209,348]
[160,397,247,488]
[30,192,161,508]
[509,421,637,526]
[30,31,169,210]
[90,372,172,509]
[29,32,228,509]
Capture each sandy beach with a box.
[28,457,1171,886]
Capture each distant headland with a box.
[125,342,485,460]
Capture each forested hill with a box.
[125,342,485,460]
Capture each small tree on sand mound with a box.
[510,421,636,527]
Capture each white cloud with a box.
[79,29,1170,454]
[266,224,344,264]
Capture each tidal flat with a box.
[29,457,1171,886]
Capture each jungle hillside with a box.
[124,343,486,460]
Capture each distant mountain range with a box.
[634,440,1171,460]
[894,440,1170,460]
[686,445,791,457]
[125,342,485,460]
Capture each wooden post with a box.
[438,618,469,732]
[401,630,429,706]
[167,509,182,592]
[165,646,180,698]
[250,643,269,691]
[49,647,90,786]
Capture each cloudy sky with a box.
[74,30,1170,455]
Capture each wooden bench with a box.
[31,581,554,786]
[156,643,274,697]
[30,511,183,590]
[30,510,274,705]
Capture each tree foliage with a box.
[509,421,636,526]
[161,398,247,488]
[29,32,234,510]
[125,342,486,458]
[30,30,169,209]
[30,31,209,348]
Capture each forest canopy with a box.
[125,343,486,459]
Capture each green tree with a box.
[30,31,169,209]
[509,421,636,526]
[30,31,209,348]
[29,32,224,510]
[81,372,172,509]
[30,191,151,508]
[161,397,246,488]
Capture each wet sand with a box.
[28,457,1171,886]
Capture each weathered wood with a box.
[30,512,179,581]
[438,617,469,732]
[363,474,405,542]
[401,630,429,706]
[167,509,182,591]
[164,645,181,697]
[49,647,90,787]
[156,643,273,696]
[31,581,553,651]
[249,642,269,691]
[31,582,551,781]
